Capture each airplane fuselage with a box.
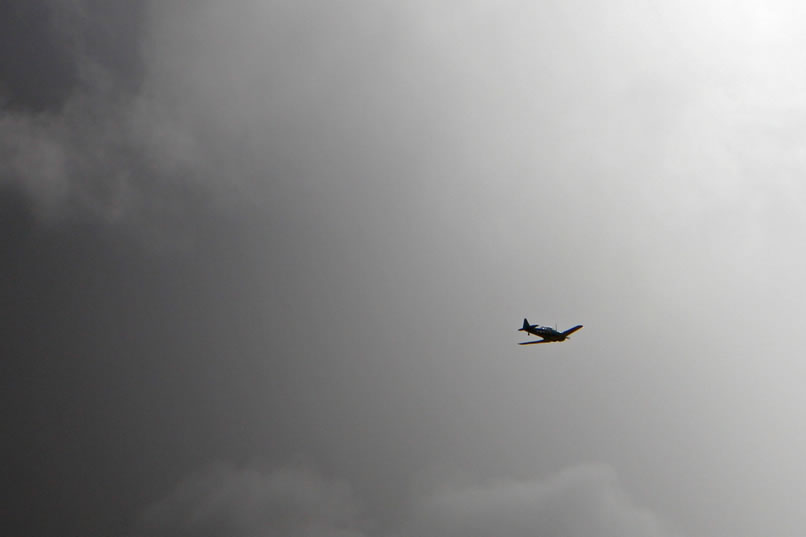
[520,326,568,341]
[517,319,583,345]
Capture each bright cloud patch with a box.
[408,464,679,537]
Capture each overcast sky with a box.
[3,1,806,536]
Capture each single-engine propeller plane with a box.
[518,318,583,345]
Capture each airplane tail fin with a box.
[519,318,530,331]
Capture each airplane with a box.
[518,318,583,345]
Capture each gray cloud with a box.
[136,464,367,537]
[408,464,679,537]
[0,81,202,238]
[134,463,681,537]
[7,0,804,242]
[0,1,143,111]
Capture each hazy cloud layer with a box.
[134,463,679,537]
[0,89,199,228]
[5,0,806,237]
[0,1,144,111]
[409,464,679,537]
[137,465,366,537]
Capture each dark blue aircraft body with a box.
[518,318,583,345]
